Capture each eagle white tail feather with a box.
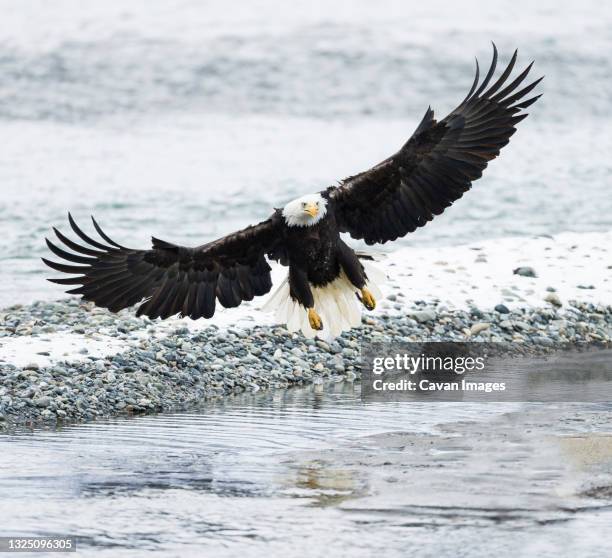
[261,261,385,340]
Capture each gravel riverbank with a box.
[1,297,611,428]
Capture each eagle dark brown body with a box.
[279,201,368,309]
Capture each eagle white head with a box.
[282,193,328,227]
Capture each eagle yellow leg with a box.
[359,288,376,310]
[308,308,323,330]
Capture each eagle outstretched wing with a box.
[43,213,282,319]
[327,44,543,245]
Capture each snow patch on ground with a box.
[377,230,611,313]
[0,332,127,369]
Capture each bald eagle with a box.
[43,44,542,339]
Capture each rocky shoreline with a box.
[1,297,611,429]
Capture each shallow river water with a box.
[1,382,611,557]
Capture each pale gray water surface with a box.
[1,0,612,307]
[1,382,611,557]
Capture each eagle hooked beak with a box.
[304,203,318,218]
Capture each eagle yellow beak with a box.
[304,203,318,218]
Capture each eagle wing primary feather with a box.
[43,213,282,320]
[327,43,543,245]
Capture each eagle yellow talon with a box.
[308,308,323,330]
[360,288,376,310]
